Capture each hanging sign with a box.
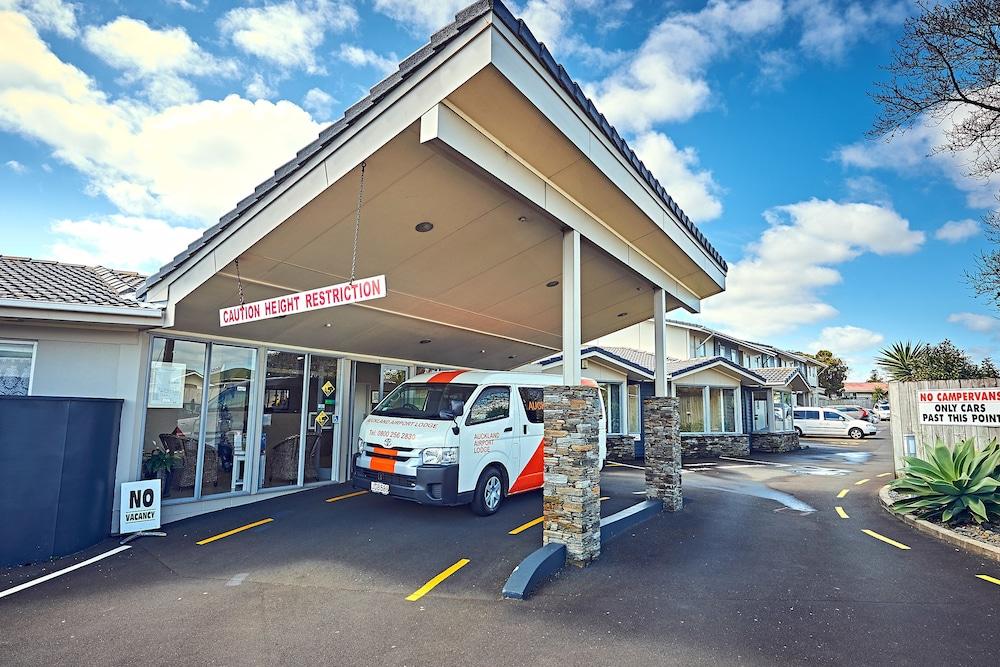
[918,388,1000,426]
[219,275,386,327]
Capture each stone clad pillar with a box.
[543,385,602,566]
[644,397,682,511]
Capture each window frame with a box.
[677,384,742,435]
[466,385,512,426]
[0,339,37,396]
[517,386,545,425]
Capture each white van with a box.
[351,370,607,515]
[792,407,877,440]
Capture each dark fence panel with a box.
[0,396,122,566]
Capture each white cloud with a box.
[790,0,908,63]
[807,325,884,354]
[337,45,398,76]
[49,215,203,272]
[756,48,798,91]
[0,12,324,224]
[700,199,926,338]
[220,0,358,74]
[589,0,784,131]
[837,109,999,209]
[84,17,237,105]
[245,73,276,100]
[302,87,336,120]
[0,0,78,37]
[4,159,26,173]
[633,131,723,222]
[948,312,1000,335]
[935,218,980,244]
[372,0,470,34]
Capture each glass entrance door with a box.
[305,355,340,482]
[752,390,770,433]
[259,351,306,489]
[379,364,409,403]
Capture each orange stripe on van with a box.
[508,437,545,495]
[368,456,396,473]
[427,370,467,383]
[372,446,398,458]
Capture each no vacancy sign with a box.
[918,388,1000,426]
[120,480,161,533]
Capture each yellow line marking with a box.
[196,518,273,545]
[837,489,850,498]
[862,529,910,550]
[406,558,470,601]
[976,574,1000,586]
[877,472,893,478]
[325,490,368,503]
[855,478,870,486]
[835,506,849,519]
[509,516,544,535]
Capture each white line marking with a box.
[226,572,250,587]
[719,456,789,468]
[0,545,131,600]
[716,464,767,470]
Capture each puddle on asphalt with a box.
[787,466,848,476]
[685,475,816,514]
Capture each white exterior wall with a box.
[0,321,148,531]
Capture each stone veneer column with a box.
[543,385,602,566]
[643,397,682,511]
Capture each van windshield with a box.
[372,383,477,420]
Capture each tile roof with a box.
[0,256,153,309]
[538,347,768,384]
[597,346,659,374]
[753,366,806,386]
[843,382,888,393]
[664,356,767,383]
[137,0,725,299]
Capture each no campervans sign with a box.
[917,388,1000,426]
[219,275,386,326]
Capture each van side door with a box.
[461,385,518,494]
[822,410,847,437]
[509,386,546,494]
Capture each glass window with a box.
[824,410,845,421]
[306,355,339,483]
[627,384,640,434]
[202,344,255,496]
[678,386,705,433]
[752,390,770,433]
[381,365,409,402]
[710,387,723,432]
[142,337,207,500]
[708,387,737,433]
[773,391,794,431]
[802,410,820,420]
[0,341,34,396]
[260,351,305,489]
[467,386,511,425]
[374,383,476,420]
[599,383,623,433]
[518,386,545,424]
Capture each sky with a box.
[0,0,997,380]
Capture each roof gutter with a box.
[0,299,165,326]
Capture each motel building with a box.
[0,1,730,563]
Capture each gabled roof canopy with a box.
[136,1,726,370]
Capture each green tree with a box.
[980,357,1000,378]
[871,386,888,404]
[876,341,927,381]
[916,339,982,380]
[867,369,885,383]
[809,350,848,397]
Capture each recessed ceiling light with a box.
[415,221,434,232]
[324,323,332,328]
[419,339,432,344]
[617,312,628,317]
[508,354,518,359]
[480,349,486,354]
[546,280,559,287]
[517,216,528,222]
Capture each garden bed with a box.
[880,485,1000,562]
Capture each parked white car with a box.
[792,407,877,440]
[873,403,891,421]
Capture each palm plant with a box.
[876,341,926,381]
[890,439,1000,524]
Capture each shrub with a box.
[890,438,1000,525]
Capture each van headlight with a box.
[422,447,458,465]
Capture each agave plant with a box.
[876,341,926,381]
[890,438,1000,525]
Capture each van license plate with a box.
[370,481,390,495]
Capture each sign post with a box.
[119,480,166,545]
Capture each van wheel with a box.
[794,427,803,437]
[471,466,505,516]
[848,427,864,440]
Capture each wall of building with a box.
[0,321,149,531]
[681,434,749,458]
[676,367,743,388]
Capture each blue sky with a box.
[0,0,996,378]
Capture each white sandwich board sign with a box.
[120,480,161,533]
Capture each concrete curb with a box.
[877,484,1000,564]
[502,499,665,601]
